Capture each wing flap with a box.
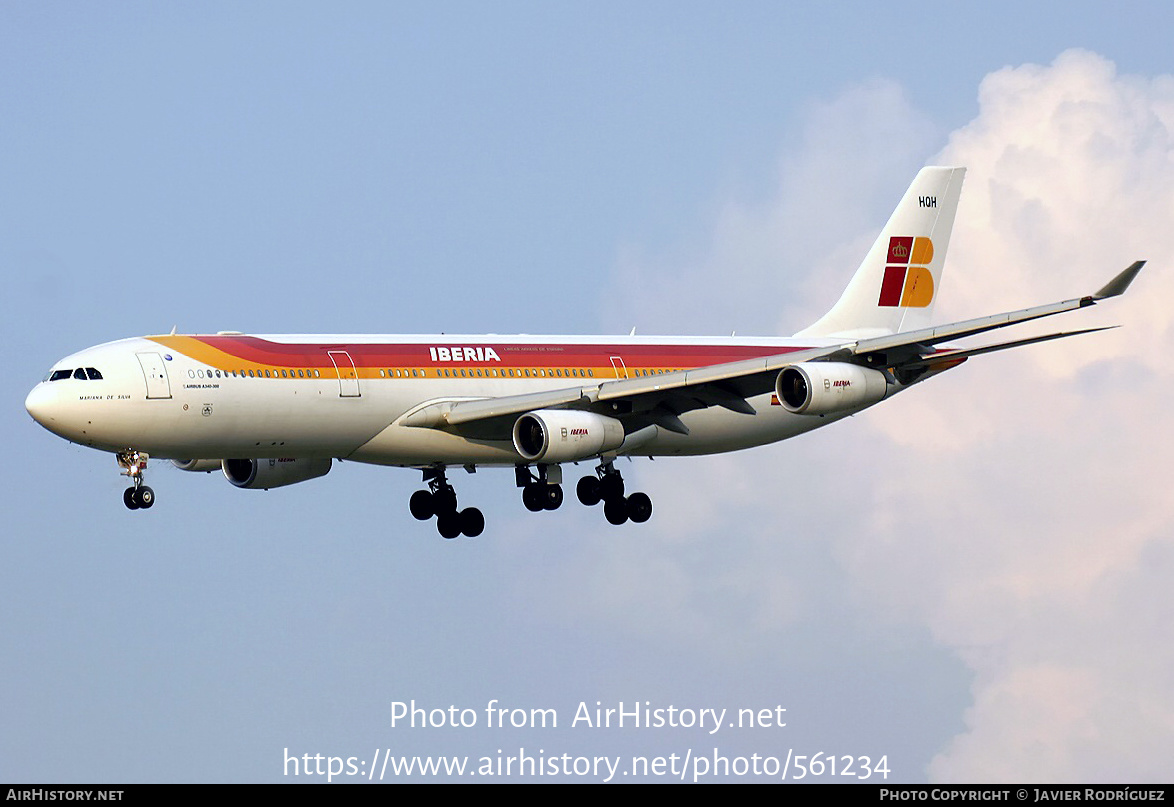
[401,387,592,428]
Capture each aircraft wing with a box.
[400,261,1143,437]
[850,261,1144,363]
[399,343,839,436]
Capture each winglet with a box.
[1093,260,1145,300]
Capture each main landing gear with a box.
[409,467,484,539]
[516,464,563,512]
[118,450,155,510]
[408,462,653,536]
[575,461,652,525]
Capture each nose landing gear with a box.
[409,467,484,539]
[118,450,155,510]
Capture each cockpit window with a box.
[46,367,103,381]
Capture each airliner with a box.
[24,167,1144,538]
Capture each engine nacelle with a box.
[222,457,332,490]
[776,362,888,415]
[513,410,626,463]
[172,459,222,473]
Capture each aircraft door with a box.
[328,351,361,397]
[136,352,172,399]
[610,356,629,379]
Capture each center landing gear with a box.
[576,462,652,525]
[117,450,155,510]
[516,464,563,512]
[409,467,484,539]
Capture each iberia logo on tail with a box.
[878,236,934,307]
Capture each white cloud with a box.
[913,49,1174,782]
[588,49,1174,782]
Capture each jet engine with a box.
[221,457,332,490]
[513,410,626,463]
[776,362,888,415]
[171,459,222,473]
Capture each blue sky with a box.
[4,2,1173,783]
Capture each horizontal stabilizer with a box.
[910,327,1117,367]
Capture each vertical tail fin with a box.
[796,166,966,339]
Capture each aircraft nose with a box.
[25,383,59,428]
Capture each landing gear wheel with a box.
[437,511,462,539]
[576,476,601,506]
[626,492,652,523]
[460,507,485,538]
[434,487,458,514]
[418,467,484,538]
[522,484,545,512]
[409,490,435,520]
[123,487,140,510]
[604,497,629,525]
[600,473,624,502]
[134,486,155,509]
[544,484,563,511]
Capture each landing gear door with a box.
[136,352,172,399]
[328,351,361,397]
